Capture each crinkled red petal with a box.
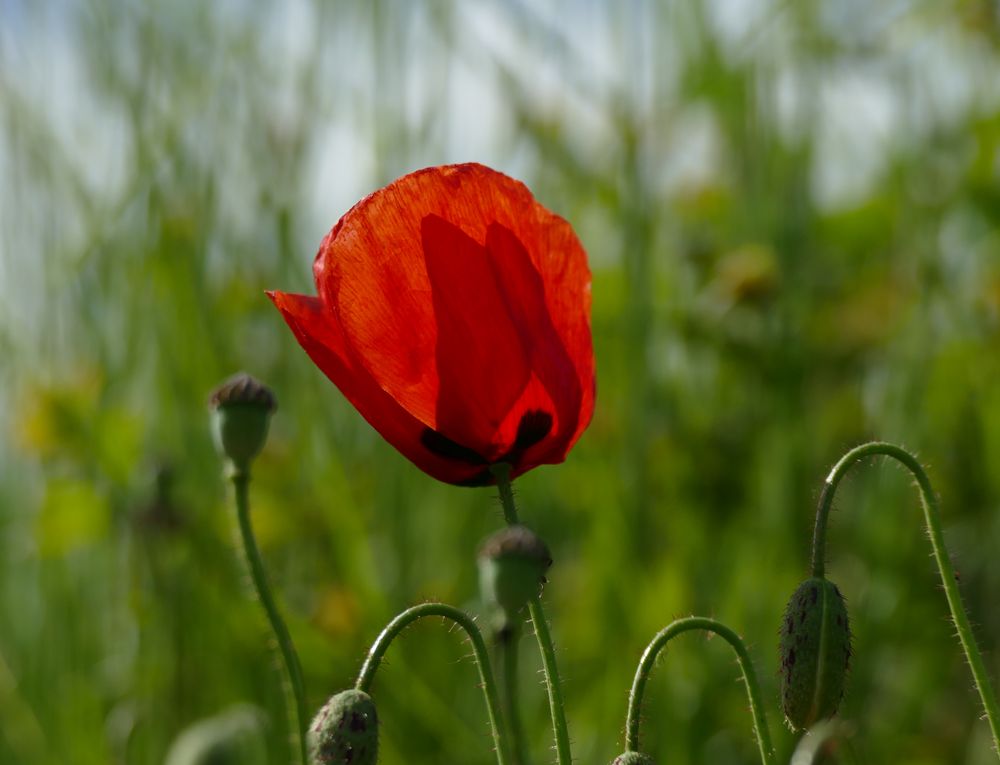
[268,291,491,485]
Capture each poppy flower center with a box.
[419,409,554,480]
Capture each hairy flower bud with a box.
[478,524,552,626]
[611,752,656,765]
[308,689,378,765]
[779,577,852,731]
[209,373,277,470]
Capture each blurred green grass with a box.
[2,1,1000,763]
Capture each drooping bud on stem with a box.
[478,524,552,629]
[308,690,378,765]
[209,373,277,473]
[779,577,852,731]
[611,752,656,765]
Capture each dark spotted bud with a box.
[308,689,378,765]
[478,524,552,627]
[611,752,656,765]
[779,577,852,731]
[209,373,277,471]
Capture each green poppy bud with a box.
[610,752,656,765]
[779,577,852,731]
[308,689,378,765]
[478,524,552,626]
[209,373,277,471]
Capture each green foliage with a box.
[164,705,267,765]
[2,1,1000,763]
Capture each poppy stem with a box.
[491,465,574,765]
[624,616,776,765]
[494,464,520,525]
[495,620,531,765]
[810,442,1000,755]
[354,602,513,765]
[525,595,573,765]
[228,468,308,765]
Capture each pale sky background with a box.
[1,0,998,375]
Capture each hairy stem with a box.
[526,596,572,765]
[810,441,1000,754]
[230,469,307,765]
[625,616,776,765]
[355,602,512,765]
[494,464,519,526]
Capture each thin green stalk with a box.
[810,441,1000,754]
[491,464,573,765]
[498,621,531,765]
[624,616,776,765]
[230,470,308,765]
[494,463,519,525]
[355,602,512,765]
[525,596,573,765]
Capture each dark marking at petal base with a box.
[420,428,488,465]
[514,410,553,450]
[455,469,494,487]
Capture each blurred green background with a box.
[2,1,1000,763]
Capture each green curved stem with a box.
[811,441,1000,754]
[230,469,308,765]
[491,464,573,765]
[625,616,776,765]
[355,602,512,765]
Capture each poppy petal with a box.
[508,211,596,455]
[421,214,532,457]
[484,222,583,468]
[267,291,489,485]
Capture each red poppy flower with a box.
[268,163,594,486]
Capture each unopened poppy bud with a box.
[308,689,378,765]
[611,752,656,765]
[209,373,277,471]
[779,577,852,731]
[478,524,552,624]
